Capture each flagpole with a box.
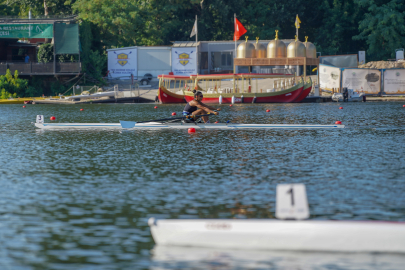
[234,13,236,74]
[296,14,298,40]
[196,15,198,75]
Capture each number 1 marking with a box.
[287,187,294,206]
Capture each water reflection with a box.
[151,246,405,270]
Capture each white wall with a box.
[137,47,171,79]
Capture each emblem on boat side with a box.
[117,53,129,66]
[179,53,191,66]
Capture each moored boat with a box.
[292,77,313,103]
[157,75,191,103]
[158,73,311,104]
[184,73,305,104]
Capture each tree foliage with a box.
[354,0,405,60]
[1,0,404,62]
[0,69,29,98]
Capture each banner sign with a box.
[383,69,405,94]
[171,47,197,76]
[108,48,137,78]
[319,64,341,91]
[342,68,381,94]
[0,24,53,38]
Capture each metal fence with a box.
[0,62,81,75]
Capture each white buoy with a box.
[231,95,235,104]
[219,95,223,104]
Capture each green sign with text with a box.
[0,24,53,38]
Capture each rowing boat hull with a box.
[158,87,185,103]
[149,218,405,252]
[35,122,345,130]
[292,79,312,103]
[184,82,304,104]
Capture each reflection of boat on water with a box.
[151,245,405,269]
[158,73,313,104]
[332,89,365,102]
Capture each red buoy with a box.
[335,121,342,125]
[154,106,158,109]
[229,104,233,107]
[50,116,56,121]
[403,105,405,107]
[214,121,218,124]
[172,112,176,116]
[188,127,196,133]
[80,108,84,111]
[266,109,270,112]
[23,105,26,108]
[339,107,343,109]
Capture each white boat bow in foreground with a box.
[149,218,405,253]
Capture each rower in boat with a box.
[183,90,221,123]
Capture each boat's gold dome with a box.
[287,36,306,58]
[304,36,317,58]
[255,37,267,58]
[266,30,286,58]
[237,37,256,58]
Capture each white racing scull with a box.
[34,115,345,130]
[34,122,345,130]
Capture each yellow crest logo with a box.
[117,53,128,66]
[179,53,190,66]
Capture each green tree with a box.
[0,69,29,97]
[354,0,405,60]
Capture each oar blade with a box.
[120,120,136,129]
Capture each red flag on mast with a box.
[234,18,247,41]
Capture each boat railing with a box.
[194,76,302,94]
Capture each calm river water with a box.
[0,102,405,269]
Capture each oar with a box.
[120,113,217,129]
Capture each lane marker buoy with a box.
[214,121,218,124]
[154,106,158,109]
[229,104,233,107]
[172,112,176,116]
[335,121,342,125]
[23,105,26,108]
[50,116,56,121]
[80,108,84,111]
[266,109,270,112]
[339,107,343,109]
[188,128,196,133]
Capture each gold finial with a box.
[256,37,259,43]
[295,35,297,41]
[305,36,308,42]
[245,36,248,42]
[275,30,279,40]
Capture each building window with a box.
[211,51,233,72]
